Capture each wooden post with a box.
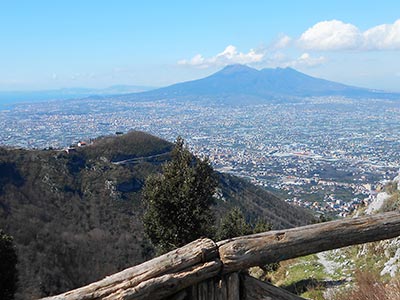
[226,273,240,300]
[241,274,307,300]
[218,211,400,273]
[207,279,215,300]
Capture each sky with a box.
[1,1,400,92]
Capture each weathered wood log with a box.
[41,238,218,300]
[241,274,307,300]
[103,259,221,300]
[218,211,400,273]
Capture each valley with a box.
[1,95,398,217]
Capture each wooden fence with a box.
[41,211,400,300]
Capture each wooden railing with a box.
[41,211,400,300]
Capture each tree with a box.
[253,218,272,234]
[142,137,218,254]
[217,207,274,241]
[0,230,18,300]
[216,207,253,241]
[216,208,279,276]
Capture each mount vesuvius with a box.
[117,64,399,104]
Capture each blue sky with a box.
[1,1,400,91]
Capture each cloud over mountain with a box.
[178,45,325,70]
[178,45,264,68]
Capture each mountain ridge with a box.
[117,64,400,104]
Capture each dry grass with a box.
[331,270,400,300]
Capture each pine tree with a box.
[142,137,217,254]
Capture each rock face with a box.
[381,238,400,277]
[393,171,400,190]
[365,192,390,214]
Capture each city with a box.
[1,96,399,217]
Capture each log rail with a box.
[41,211,400,300]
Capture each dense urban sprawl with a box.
[1,96,399,216]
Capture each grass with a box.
[268,255,331,299]
[265,242,395,299]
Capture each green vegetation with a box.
[142,137,217,253]
[268,255,327,299]
[216,206,273,241]
[84,131,172,162]
[217,207,280,281]
[216,207,253,240]
[0,230,18,300]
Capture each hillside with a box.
[0,131,314,299]
[264,179,400,300]
[117,65,400,104]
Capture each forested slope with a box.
[0,131,314,299]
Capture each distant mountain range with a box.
[0,85,155,109]
[119,64,400,103]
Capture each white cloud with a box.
[363,19,400,50]
[278,53,326,68]
[272,35,292,49]
[291,53,326,67]
[178,45,264,68]
[298,19,400,51]
[299,20,362,50]
[177,54,207,68]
